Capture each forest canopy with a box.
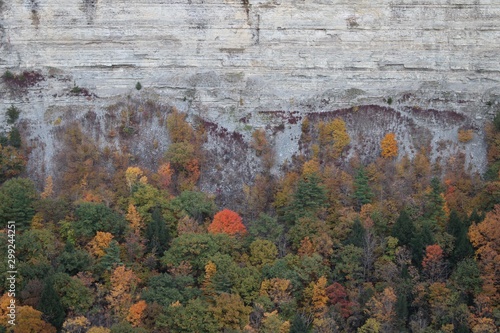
[0,105,499,333]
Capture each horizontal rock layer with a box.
[0,0,498,177]
[2,0,500,113]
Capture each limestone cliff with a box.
[0,0,499,192]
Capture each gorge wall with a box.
[1,0,500,193]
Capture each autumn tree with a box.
[365,287,397,331]
[318,118,350,159]
[380,133,399,158]
[57,124,103,198]
[326,282,355,319]
[125,166,148,192]
[156,162,173,190]
[87,232,114,258]
[303,276,329,323]
[126,204,143,234]
[208,209,246,235]
[62,316,90,333]
[249,239,278,267]
[166,108,195,143]
[41,175,54,199]
[260,278,293,307]
[202,260,217,296]
[164,108,202,192]
[261,311,291,333]
[127,300,147,327]
[0,144,26,183]
[422,244,448,282]
[469,204,500,305]
[107,266,140,320]
[9,305,57,333]
[209,293,251,331]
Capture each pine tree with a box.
[9,127,22,148]
[284,173,326,224]
[392,210,415,247]
[39,277,65,330]
[395,293,408,325]
[146,207,170,255]
[99,240,122,271]
[411,223,434,265]
[423,177,447,229]
[447,210,474,265]
[290,314,309,333]
[0,177,38,231]
[354,167,373,210]
[346,217,365,247]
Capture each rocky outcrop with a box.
[0,0,498,182]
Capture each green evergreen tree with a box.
[346,217,365,247]
[248,213,284,245]
[392,210,415,247]
[423,177,446,229]
[57,242,92,275]
[8,127,21,148]
[411,223,434,265]
[39,276,66,330]
[451,258,482,304]
[447,210,474,265]
[468,209,484,225]
[395,293,409,324]
[170,190,216,223]
[6,105,20,124]
[290,314,309,333]
[283,173,326,224]
[98,240,122,272]
[353,166,373,210]
[0,177,38,231]
[146,206,170,255]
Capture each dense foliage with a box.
[1,108,499,333]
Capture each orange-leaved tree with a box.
[208,209,246,235]
[380,133,398,158]
[422,244,447,282]
[469,204,500,306]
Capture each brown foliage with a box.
[166,108,194,144]
[458,129,474,143]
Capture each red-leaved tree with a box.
[208,209,246,235]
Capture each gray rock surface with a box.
[1,0,499,178]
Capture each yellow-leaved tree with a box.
[380,133,398,158]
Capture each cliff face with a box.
[0,0,499,187]
[2,0,499,109]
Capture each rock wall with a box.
[1,0,499,178]
[2,0,500,112]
